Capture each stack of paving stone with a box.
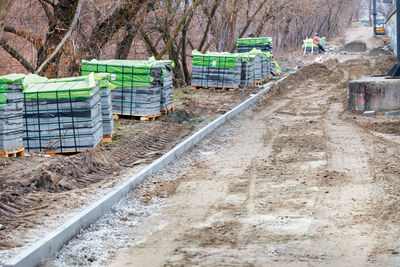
[23,73,103,153]
[0,74,25,151]
[264,52,272,78]
[191,50,241,89]
[148,57,174,112]
[96,73,114,135]
[237,37,273,53]
[302,39,318,53]
[239,53,255,87]
[250,50,263,82]
[302,37,326,53]
[48,73,115,136]
[82,59,166,116]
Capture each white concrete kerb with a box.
[4,80,278,267]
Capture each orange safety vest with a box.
[313,35,319,45]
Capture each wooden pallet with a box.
[191,86,236,91]
[101,134,113,146]
[0,146,24,158]
[160,105,175,114]
[253,81,263,86]
[45,143,101,156]
[113,113,161,121]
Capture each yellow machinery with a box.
[376,23,385,35]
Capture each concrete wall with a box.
[347,76,400,111]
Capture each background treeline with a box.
[0,0,359,85]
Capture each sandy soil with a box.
[102,30,400,266]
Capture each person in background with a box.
[313,33,326,53]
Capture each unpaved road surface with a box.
[104,57,400,265]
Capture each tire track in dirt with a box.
[0,122,194,249]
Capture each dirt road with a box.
[103,50,400,265]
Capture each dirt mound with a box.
[341,41,367,52]
[369,47,394,57]
[339,58,373,80]
[359,121,400,135]
[266,63,342,98]
[372,55,397,76]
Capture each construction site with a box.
[0,0,399,266]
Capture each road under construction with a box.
[1,24,400,266]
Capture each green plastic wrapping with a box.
[192,50,240,69]
[23,73,49,90]
[82,59,154,87]
[274,60,282,72]
[236,37,272,45]
[0,73,25,84]
[24,73,97,99]
[0,93,6,104]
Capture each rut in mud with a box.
[0,122,193,249]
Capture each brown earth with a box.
[108,46,400,266]
[0,87,253,249]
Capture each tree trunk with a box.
[82,0,148,59]
[36,0,79,77]
[198,0,221,51]
[0,0,14,41]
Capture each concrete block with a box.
[385,110,400,116]
[347,77,400,111]
[363,110,376,117]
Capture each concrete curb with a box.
[4,81,276,267]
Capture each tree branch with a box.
[0,39,35,72]
[38,0,54,22]
[155,0,203,60]
[198,0,221,51]
[35,0,83,74]
[140,29,159,57]
[230,0,268,52]
[3,25,36,44]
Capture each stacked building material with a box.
[191,50,242,89]
[48,73,115,136]
[148,57,174,112]
[82,59,170,116]
[237,37,273,53]
[250,50,263,82]
[239,53,255,87]
[23,73,103,153]
[302,37,326,53]
[0,74,25,151]
[302,39,318,53]
[98,75,114,135]
[263,52,272,79]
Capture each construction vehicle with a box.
[376,23,385,34]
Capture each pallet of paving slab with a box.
[160,105,175,115]
[191,86,237,91]
[0,146,24,158]
[113,113,161,121]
